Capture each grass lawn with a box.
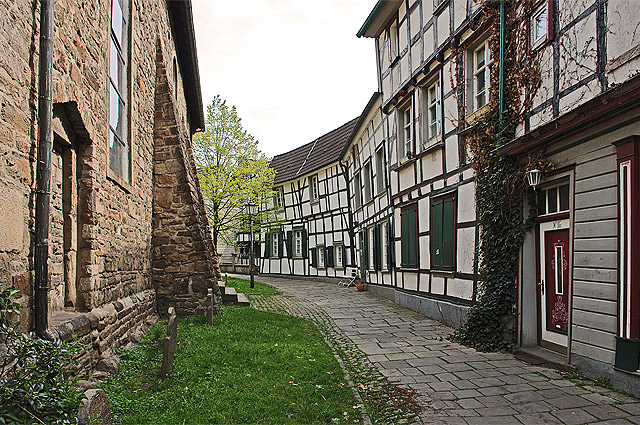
[224,276,280,295]
[102,306,361,424]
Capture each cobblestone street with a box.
[239,274,640,424]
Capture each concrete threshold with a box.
[516,345,577,372]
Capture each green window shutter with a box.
[264,233,271,258]
[432,199,443,269]
[310,248,317,267]
[327,246,335,267]
[408,207,417,267]
[278,233,284,258]
[374,224,381,271]
[302,230,308,259]
[286,231,293,259]
[401,206,417,267]
[442,197,455,270]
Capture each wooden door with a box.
[539,220,570,350]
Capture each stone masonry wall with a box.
[153,45,222,318]
[0,0,220,370]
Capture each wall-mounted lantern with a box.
[526,169,541,190]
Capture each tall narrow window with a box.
[368,227,375,271]
[375,147,385,194]
[318,245,325,268]
[399,100,413,158]
[424,79,441,144]
[470,40,492,113]
[295,230,302,257]
[363,162,372,202]
[109,0,130,181]
[381,221,389,270]
[274,186,284,209]
[310,175,319,201]
[354,172,362,208]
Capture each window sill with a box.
[432,270,455,278]
[397,155,414,171]
[398,266,418,272]
[422,139,443,154]
[310,200,320,205]
[107,167,132,194]
[465,104,491,126]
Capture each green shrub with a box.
[0,269,85,425]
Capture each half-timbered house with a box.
[356,0,480,328]
[260,119,358,277]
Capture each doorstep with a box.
[515,345,577,372]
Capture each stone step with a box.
[218,281,226,295]
[236,292,250,307]
[222,286,237,304]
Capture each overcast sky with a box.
[191,0,379,158]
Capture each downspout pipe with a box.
[34,0,55,339]
[498,0,505,128]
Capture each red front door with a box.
[544,229,569,334]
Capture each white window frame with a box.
[335,243,343,268]
[368,227,375,271]
[318,245,325,268]
[294,230,302,257]
[388,18,399,64]
[310,175,319,202]
[274,186,284,209]
[354,171,362,209]
[271,232,279,258]
[531,4,548,48]
[363,162,372,203]
[381,221,389,271]
[399,100,413,159]
[471,39,493,113]
[424,79,441,145]
[375,147,385,195]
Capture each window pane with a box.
[535,10,547,40]
[537,190,546,215]
[548,187,558,213]
[559,184,569,211]
[110,39,118,84]
[442,197,455,270]
[111,0,123,47]
[475,46,485,70]
[109,130,122,176]
[110,83,120,131]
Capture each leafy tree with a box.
[193,95,277,252]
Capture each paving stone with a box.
[429,381,458,391]
[450,379,478,390]
[475,395,512,407]
[441,362,474,372]
[497,375,529,385]
[617,403,640,415]
[515,412,564,424]
[582,404,629,420]
[550,408,598,424]
[547,394,595,409]
[477,386,510,396]
[457,398,485,409]
[474,406,519,416]
[511,401,553,413]
[418,364,448,375]
[472,377,505,388]
[503,390,546,404]
[452,369,482,380]
[432,391,458,401]
[451,389,483,399]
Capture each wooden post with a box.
[160,306,177,378]
[207,288,214,325]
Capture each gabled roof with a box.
[271,117,359,184]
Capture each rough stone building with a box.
[0,0,221,372]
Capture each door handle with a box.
[538,280,544,295]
